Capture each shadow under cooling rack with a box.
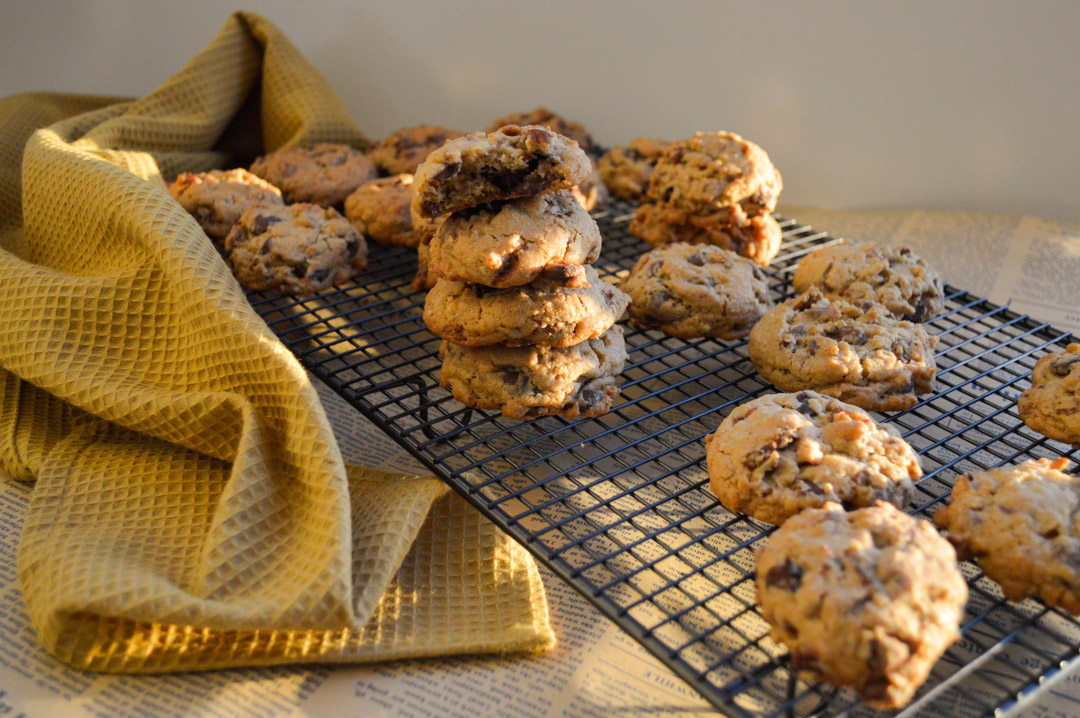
[247,199,1080,718]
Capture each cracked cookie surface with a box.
[934,457,1080,614]
[366,124,465,175]
[439,325,626,419]
[1018,343,1080,447]
[757,501,966,710]
[793,242,944,322]
[646,131,783,216]
[168,168,283,241]
[424,265,629,347]
[628,202,781,266]
[224,203,367,295]
[705,391,919,524]
[411,125,592,220]
[428,190,601,289]
[344,174,417,247]
[250,143,376,207]
[620,243,773,339]
[748,287,938,412]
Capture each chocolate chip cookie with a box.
[757,501,967,710]
[428,190,601,289]
[344,174,417,247]
[424,265,629,347]
[411,125,593,220]
[250,143,377,207]
[705,391,919,524]
[366,124,465,175]
[486,107,594,154]
[748,288,938,412]
[934,457,1080,614]
[597,137,670,202]
[439,325,626,419]
[793,242,945,322]
[224,203,367,295]
[1018,343,1080,447]
[168,168,283,241]
[646,131,783,216]
[628,202,782,267]
[620,243,773,339]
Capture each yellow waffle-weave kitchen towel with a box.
[0,11,553,671]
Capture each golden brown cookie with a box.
[424,265,629,347]
[793,242,945,322]
[428,190,601,289]
[249,143,376,207]
[705,391,919,524]
[411,125,592,220]
[935,457,1080,613]
[168,168,283,241]
[344,174,417,247]
[646,131,783,216]
[1018,343,1080,447]
[757,501,966,710]
[439,326,626,419]
[628,202,782,267]
[597,137,670,202]
[620,243,773,339]
[224,204,366,295]
[748,288,938,412]
[366,124,465,175]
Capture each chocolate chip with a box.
[309,268,330,284]
[250,214,283,235]
[434,162,461,181]
[825,325,867,345]
[346,239,360,256]
[730,407,757,425]
[908,298,931,323]
[687,253,706,267]
[541,264,584,285]
[790,646,819,672]
[1051,356,1080,376]
[493,250,520,280]
[230,226,249,244]
[292,261,308,278]
[794,392,817,416]
[259,239,272,255]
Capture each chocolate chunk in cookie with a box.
[428,190,600,289]
[620,243,773,340]
[438,326,626,419]
[935,457,1080,614]
[168,168,283,242]
[705,391,919,524]
[793,242,945,322]
[250,143,377,208]
[411,125,592,220]
[748,287,938,412]
[758,502,967,709]
[1018,343,1080,447]
[224,203,367,295]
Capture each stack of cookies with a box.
[629,131,784,267]
[412,125,630,420]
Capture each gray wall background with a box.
[3,0,1078,223]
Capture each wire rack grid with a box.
[246,199,1080,717]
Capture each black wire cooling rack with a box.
[246,199,1080,717]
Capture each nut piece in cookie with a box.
[411,125,593,220]
[628,202,782,267]
[224,204,367,295]
[366,124,465,175]
[1017,343,1080,447]
[748,287,938,412]
[344,174,417,248]
[598,137,670,202]
[486,107,594,154]
[620,242,773,340]
[705,391,919,524]
[646,131,783,216]
[438,325,626,419]
[249,143,377,208]
[757,501,967,709]
[793,241,945,322]
[424,265,629,348]
[934,457,1080,613]
[428,190,600,289]
[168,168,283,242]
